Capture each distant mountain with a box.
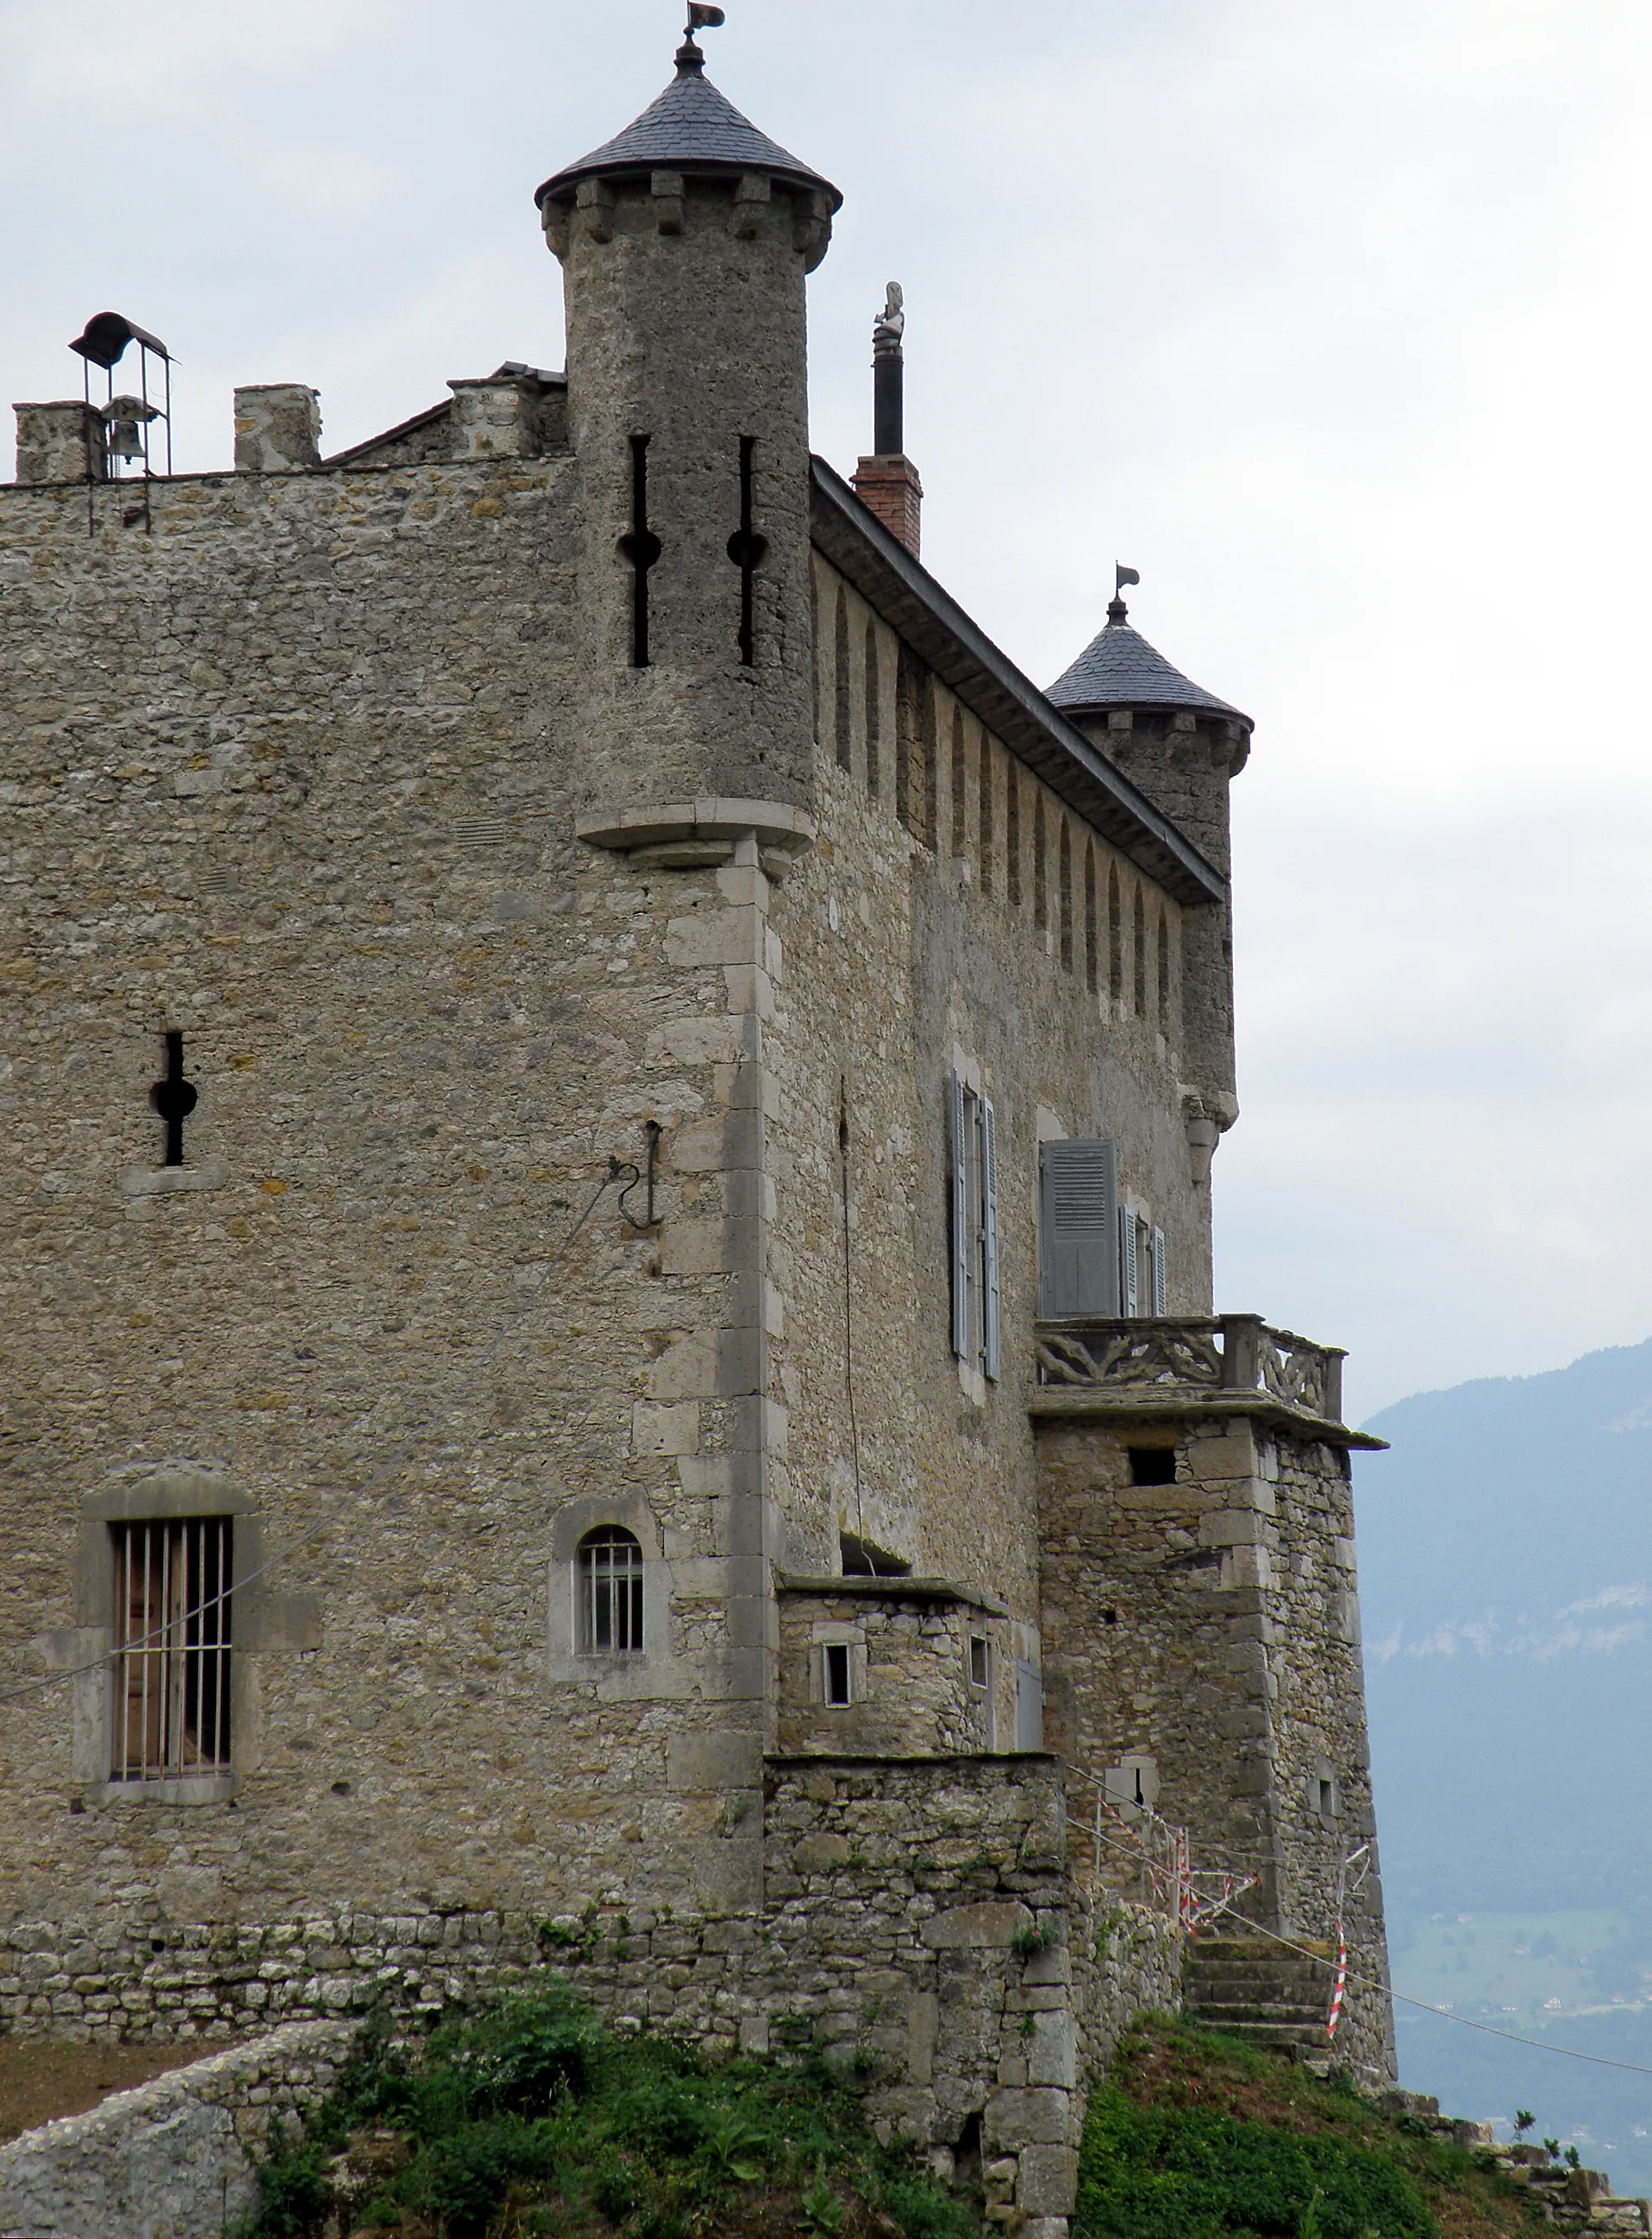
[1360,1338,1652,1917]
[1357,1341,1652,2180]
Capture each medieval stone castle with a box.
[0,23,1394,2232]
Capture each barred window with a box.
[579,1527,644,1655]
[111,1517,233,1782]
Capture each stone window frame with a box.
[47,1467,320,1807]
[808,1617,867,1711]
[548,1496,670,1692]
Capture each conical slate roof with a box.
[536,43,842,210]
[1047,599,1249,726]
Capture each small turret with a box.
[537,21,840,817]
[1048,579,1253,1167]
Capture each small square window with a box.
[823,1642,853,1707]
[968,1635,990,1690]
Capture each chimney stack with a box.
[853,283,923,558]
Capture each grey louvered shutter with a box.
[1149,1226,1167,1316]
[1038,1138,1118,1317]
[948,1072,969,1360]
[1118,1202,1139,1317]
[981,1097,1001,1381]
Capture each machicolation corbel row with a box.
[1,17,1395,2235]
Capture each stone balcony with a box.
[1030,1315,1386,1448]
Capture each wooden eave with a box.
[809,456,1228,908]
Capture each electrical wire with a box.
[0,1164,626,1711]
[1233,1913,1652,2081]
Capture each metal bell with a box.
[103,395,157,461]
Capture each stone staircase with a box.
[1180,1943,1652,2234]
[1183,1932,1336,2069]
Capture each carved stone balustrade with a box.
[1030,1315,1385,1448]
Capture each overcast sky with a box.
[4,0,1650,1417]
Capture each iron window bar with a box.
[110,1517,233,1782]
[579,1528,644,1654]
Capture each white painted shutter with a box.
[1119,1203,1138,1317]
[1038,1138,1118,1317]
[1150,1225,1167,1316]
[981,1096,1001,1381]
[948,1072,969,1360]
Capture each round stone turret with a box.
[1048,591,1253,1156]
[538,36,839,821]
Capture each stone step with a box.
[1190,2000,1330,2029]
[1189,1936,1336,1962]
[1185,2017,1330,2052]
[1186,1966,1333,1996]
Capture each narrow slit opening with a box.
[618,435,661,667]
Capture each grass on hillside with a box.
[1081,2018,1547,2239]
[233,1978,978,2239]
[235,1986,1556,2239]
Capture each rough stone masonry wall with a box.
[0,457,786,1932]
[0,1760,1185,2239]
[1036,1409,1394,2084]
[774,1586,1005,1755]
[0,2018,359,2239]
[767,557,1207,1656]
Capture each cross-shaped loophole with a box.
[149,1030,198,1167]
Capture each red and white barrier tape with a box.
[1327,1921,1349,2042]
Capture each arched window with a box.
[579,1527,644,1655]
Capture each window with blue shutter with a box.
[980,1097,1000,1382]
[948,1072,970,1360]
[948,1070,1001,1381]
[1118,1204,1139,1317]
[1038,1139,1118,1318]
[1149,1225,1167,1317]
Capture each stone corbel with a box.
[541,198,572,260]
[577,798,817,882]
[793,189,835,273]
[729,173,770,240]
[576,178,615,243]
[651,170,685,235]
[1181,1090,1238,1190]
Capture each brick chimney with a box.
[852,283,923,558]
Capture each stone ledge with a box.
[576,798,817,875]
[117,1156,229,1198]
[775,1573,1010,1617]
[1025,1389,1388,1451]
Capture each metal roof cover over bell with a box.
[1047,601,1250,727]
[535,46,842,210]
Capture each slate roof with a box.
[536,45,842,210]
[1047,599,1249,726]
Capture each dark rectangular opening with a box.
[840,1532,910,1578]
[968,1635,989,1690]
[823,1642,852,1707]
[1128,1445,1176,1486]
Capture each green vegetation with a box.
[233,1979,978,2239]
[1079,2018,1547,2239]
[237,1988,1563,2239]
